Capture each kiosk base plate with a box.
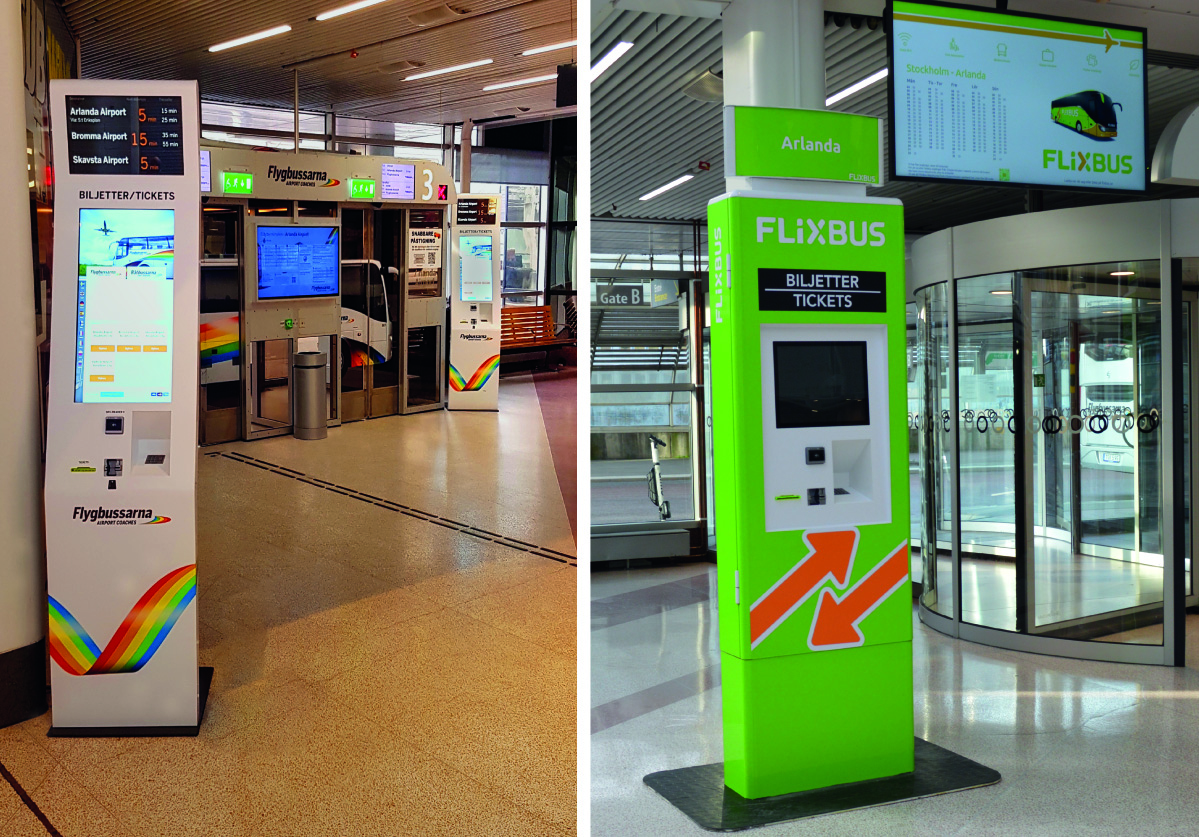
[47,666,213,738]
[643,737,999,832]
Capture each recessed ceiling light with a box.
[315,0,390,21]
[590,41,633,83]
[522,40,576,56]
[208,25,292,53]
[405,58,493,81]
[639,174,693,201]
[1110,270,1135,276]
[826,68,889,107]
[483,73,558,91]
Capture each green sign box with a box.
[349,178,376,200]
[221,171,254,195]
[726,106,882,185]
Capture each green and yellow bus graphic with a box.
[1051,90,1123,139]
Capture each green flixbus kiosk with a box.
[707,192,914,799]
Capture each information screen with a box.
[773,341,869,428]
[381,163,416,200]
[890,1,1147,191]
[459,235,493,302]
[65,95,185,176]
[457,197,498,226]
[200,149,211,192]
[256,226,340,299]
[75,209,175,404]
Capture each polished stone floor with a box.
[0,373,576,837]
[591,562,1199,835]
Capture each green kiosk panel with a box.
[708,194,912,799]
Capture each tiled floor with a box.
[591,562,1199,836]
[0,373,576,837]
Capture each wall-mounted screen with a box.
[458,234,493,302]
[200,149,211,192]
[75,208,176,403]
[773,341,869,428]
[65,95,185,176]
[381,163,416,200]
[889,1,1147,191]
[256,226,340,299]
[457,197,498,226]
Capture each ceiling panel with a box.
[591,10,1199,235]
[65,0,576,125]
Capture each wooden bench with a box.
[500,305,575,365]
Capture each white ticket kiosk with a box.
[448,194,502,411]
[44,80,204,735]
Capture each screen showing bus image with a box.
[773,341,870,428]
[256,226,340,299]
[459,234,493,302]
[75,208,176,404]
[890,0,1147,191]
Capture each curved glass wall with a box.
[913,225,1198,664]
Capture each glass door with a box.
[1024,274,1168,643]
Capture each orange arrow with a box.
[807,542,909,651]
[749,529,858,649]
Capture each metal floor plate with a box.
[643,737,1000,832]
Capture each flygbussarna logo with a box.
[72,506,170,526]
[458,334,494,341]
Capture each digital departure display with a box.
[256,226,340,299]
[200,149,211,192]
[75,209,176,404]
[458,234,493,302]
[773,341,870,428]
[457,197,498,226]
[889,1,1147,191]
[381,163,416,200]
[65,95,185,176]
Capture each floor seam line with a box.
[212,452,576,566]
[0,759,63,837]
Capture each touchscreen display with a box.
[773,341,869,428]
[75,208,176,403]
[256,226,340,299]
[459,234,493,302]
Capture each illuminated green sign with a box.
[349,179,376,200]
[221,172,254,195]
[727,106,882,185]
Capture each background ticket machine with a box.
[448,194,502,411]
[44,80,203,733]
[707,194,912,798]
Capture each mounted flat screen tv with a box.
[887,0,1147,192]
[256,225,340,300]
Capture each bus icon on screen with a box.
[1051,90,1122,139]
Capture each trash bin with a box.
[293,351,328,441]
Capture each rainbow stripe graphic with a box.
[143,516,172,525]
[200,314,240,368]
[449,354,501,392]
[48,565,196,676]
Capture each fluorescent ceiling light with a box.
[590,41,633,83]
[825,67,888,106]
[405,58,493,80]
[989,290,1012,296]
[208,25,292,52]
[483,73,557,91]
[639,174,693,201]
[316,0,390,21]
[522,40,576,56]
[1110,270,1135,276]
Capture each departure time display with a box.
[66,96,185,176]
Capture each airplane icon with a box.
[96,221,115,236]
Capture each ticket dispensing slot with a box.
[761,323,891,532]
